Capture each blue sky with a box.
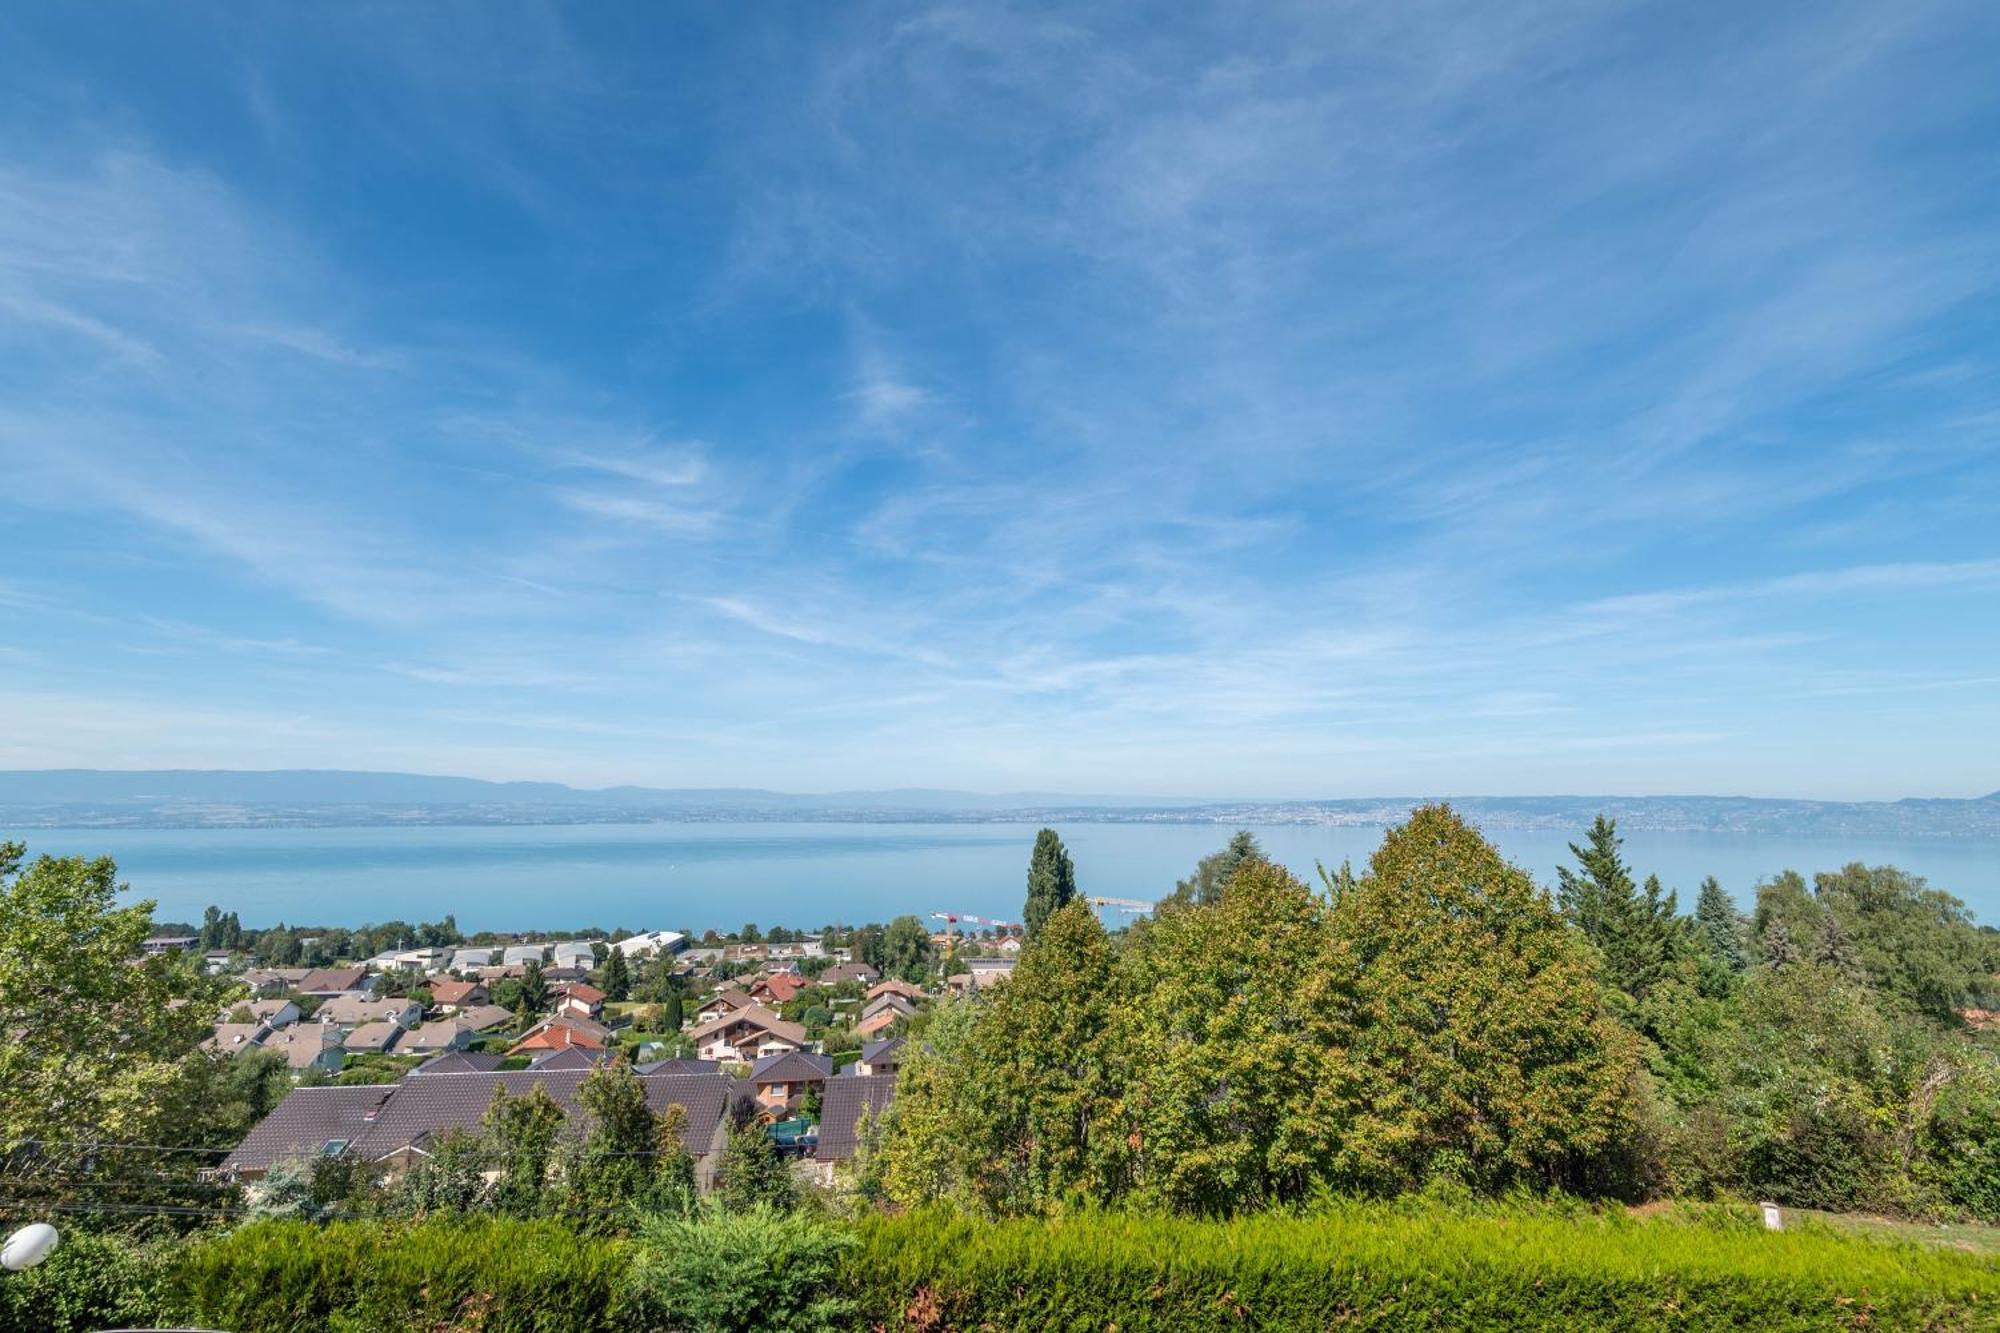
[1,2,1997,800]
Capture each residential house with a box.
[501,944,547,967]
[554,981,605,1020]
[428,978,487,1011]
[205,1022,269,1056]
[749,973,809,1006]
[637,1057,723,1077]
[242,968,309,994]
[866,978,925,1005]
[222,1070,743,1188]
[396,1020,475,1056]
[855,994,915,1038]
[236,998,301,1029]
[688,1006,809,1063]
[448,948,496,972]
[202,949,235,974]
[318,995,423,1030]
[297,967,376,997]
[261,1023,346,1074]
[506,1014,612,1057]
[412,1050,504,1075]
[528,1046,615,1071]
[804,1074,897,1186]
[995,936,1022,955]
[818,962,879,986]
[452,1003,517,1034]
[343,1020,406,1054]
[749,1051,833,1117]
[856,1035,904,1077]
[696,989,757,1025]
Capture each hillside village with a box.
[169,920,1017,1192]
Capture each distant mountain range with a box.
[2,769,1998,837]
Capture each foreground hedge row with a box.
[850,1207,2000,1330]
[6,1205,1999,1333]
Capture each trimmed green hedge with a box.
[847,1205,2000,1331]
[11,1205,2000,1332]
[176,1218,628,1333]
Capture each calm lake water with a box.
[14,821,2000,933]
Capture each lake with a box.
[12,820,2000,932]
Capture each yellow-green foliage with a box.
[173,1217,628,1333]
[848,1204,2000,1331]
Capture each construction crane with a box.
[929,910,1023,953]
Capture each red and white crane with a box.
[929,910,1022,951]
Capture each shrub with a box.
[173,1217,627,1332]
[623,1206,855,1333]
[845,1204,2000,1331]
[0,1227,175,1333]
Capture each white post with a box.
[1759,1201,1783,1231]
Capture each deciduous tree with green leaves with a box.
[1125,858,1359,1213]
[0,843,229,1171]
[1336,806,1640,1194]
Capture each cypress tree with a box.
[1022,828,1078,939]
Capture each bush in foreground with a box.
[847,1203,2000,1331]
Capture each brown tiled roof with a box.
[866,979,925,1002]
[819,963,879,984]
[687,1005,807,1046]
[454,1004,515,1032]
[430,979,484,1006]
[225,1071,742,1174]
[816,1075,896,1161]
[344,1020,403,1052]
[297,967,368,994]
[261,1024,342,1070]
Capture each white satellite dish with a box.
[1,1222,58,1271]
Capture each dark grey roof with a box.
[411,1051,504,1075]
[221,1085,396,1172]
[750,1050,833,1083]
[816,1075,896,1160]
[529,1046,616,1070]
[860,1035,905,1064]
[637,1057,723,1077]
[225,1072,740,1174]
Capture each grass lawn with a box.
[1796,1208,2000,1256]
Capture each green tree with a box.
[601,947,631,1002]
[878,996,991,1209]
[565,1059,658,1220]
[1125,858,1358,1213]
[1336,806,1640,1194]
[1162,829,1262,909]
[393,1128,490,1217]
[518,959,550,1013]
[1021,827,1078,939]
[716,1116,796,1213]
[661,988,685,1033]
[623,1207,855,1333]
[1557,816,1683,1004]
[483,1082,564,1216]
[1695,876,1748,972]
[880,914,933,983]
[0,844,228,1167]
